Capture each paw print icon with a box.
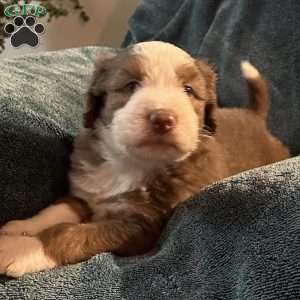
[4,16,45,48]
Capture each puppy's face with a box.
[85,42,217,164]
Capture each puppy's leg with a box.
[0,235,57,277]
[0,211,164,277]
[0,197,90,236]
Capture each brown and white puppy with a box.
[0,41,289,277]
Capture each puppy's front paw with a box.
[0,220,40,236]
[0,235,57,277]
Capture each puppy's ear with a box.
[84,52,117,128]
[194,59,218,135]
[204,101,217,135]
[194,59,217,102]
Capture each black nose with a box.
[149,109,177,134]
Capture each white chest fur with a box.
[70,159,146,211]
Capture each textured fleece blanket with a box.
[1,1,300,299]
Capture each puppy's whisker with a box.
[200,128,214,138]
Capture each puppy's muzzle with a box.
[148,109,177,135]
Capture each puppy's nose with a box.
[149,109,177,134]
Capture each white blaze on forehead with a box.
[133,41,192,60]
[132,42,194,84]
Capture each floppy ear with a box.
[203,101,217,134]
[194,59,218,135]
[83,52,117,128]
[194,59,217,101]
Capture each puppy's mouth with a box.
[129,135,192,163]
[135,138,180,151]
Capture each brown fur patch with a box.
[39,191,168,264]
[194,59,217,101]
[84,50,145,128]
[55,197,92,223]
[175,63,200,84]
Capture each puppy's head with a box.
[85,41,217,164]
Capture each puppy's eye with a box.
[183,85,196,97]
[124,81,140,93]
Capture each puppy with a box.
[0,41,289,277]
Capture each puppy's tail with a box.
[241,61,269,119]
